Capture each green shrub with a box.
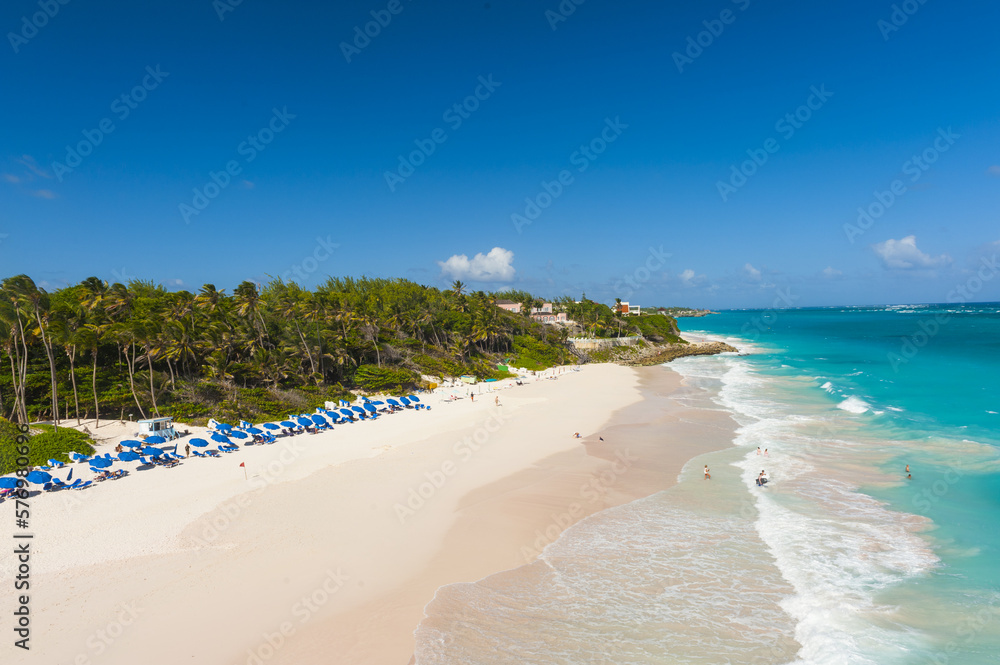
[508,335,566,371]
[0,419,96,475]
[353,365,418,393]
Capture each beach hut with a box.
[137,417,177,440]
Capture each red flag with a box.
[239,462,245,467]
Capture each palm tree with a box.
[7,276,60,427]
[77,324,104,428]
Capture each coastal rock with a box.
[614,341,738,366]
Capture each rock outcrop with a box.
[613,341,738,366]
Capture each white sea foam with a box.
[672,350,940,665]
[837,395,871,414]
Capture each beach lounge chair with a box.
[50,479,70,490]
[73,480,93,490]
[70,452,93,463]
[47,459,66,468]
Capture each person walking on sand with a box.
[185,444,190,458]
[704,465,711,480]
[495,396,499,406]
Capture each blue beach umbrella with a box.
[280,420,296,428]
[408,395,420,402]
[90,457,113,468]
[296,417,313,428]
[189,438,209,447]
[262,423,280,430]
[338,409,354,418]
[351,406,365,414]
[211,433,230,443]
[229,431,249,439]
[400,397,411,406]
[387,399,400,407]
[141,446,164,457]
[145,435,166,444]
[0,477,21,489]
[245,427,263,434]
[310,414,327,425]
[216,423,233,430]
[120,440,142,448]
[26,470,52,484]
[371,401,384,405]
[363,404,377,413]
[118,451,141,462]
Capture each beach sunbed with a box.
[73,481,93,490]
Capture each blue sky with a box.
[1,0,998,308]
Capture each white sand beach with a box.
[3,363,734,664]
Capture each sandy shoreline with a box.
[4,362,735,664]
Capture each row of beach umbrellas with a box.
[1,396,427,487]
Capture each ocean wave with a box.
[837,395,871,414]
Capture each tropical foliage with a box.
[0,275,577,426]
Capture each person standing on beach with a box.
[495,396,499,406]
[757,447,761,455]
[185,444,190,458]
[704,465,711,480]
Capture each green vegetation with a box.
[508,334,571,371]
[0,275,579,426]
[0,275,697,427]
[628,315,684,344]
[353,365,419,393]
[0,418,95,475]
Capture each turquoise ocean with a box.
[414,304,1000,664]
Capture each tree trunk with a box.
[124,343,146,419]
[92,347,100,429]
[68,345,81,424]
[293,321,317,378]
[147,350,160,417]
[32,308,59,430]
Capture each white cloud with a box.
[679,268,706,287]
[872,235,951,270]
[744,263,761,280]
[822,266,842,278]
[438,246,515,282]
